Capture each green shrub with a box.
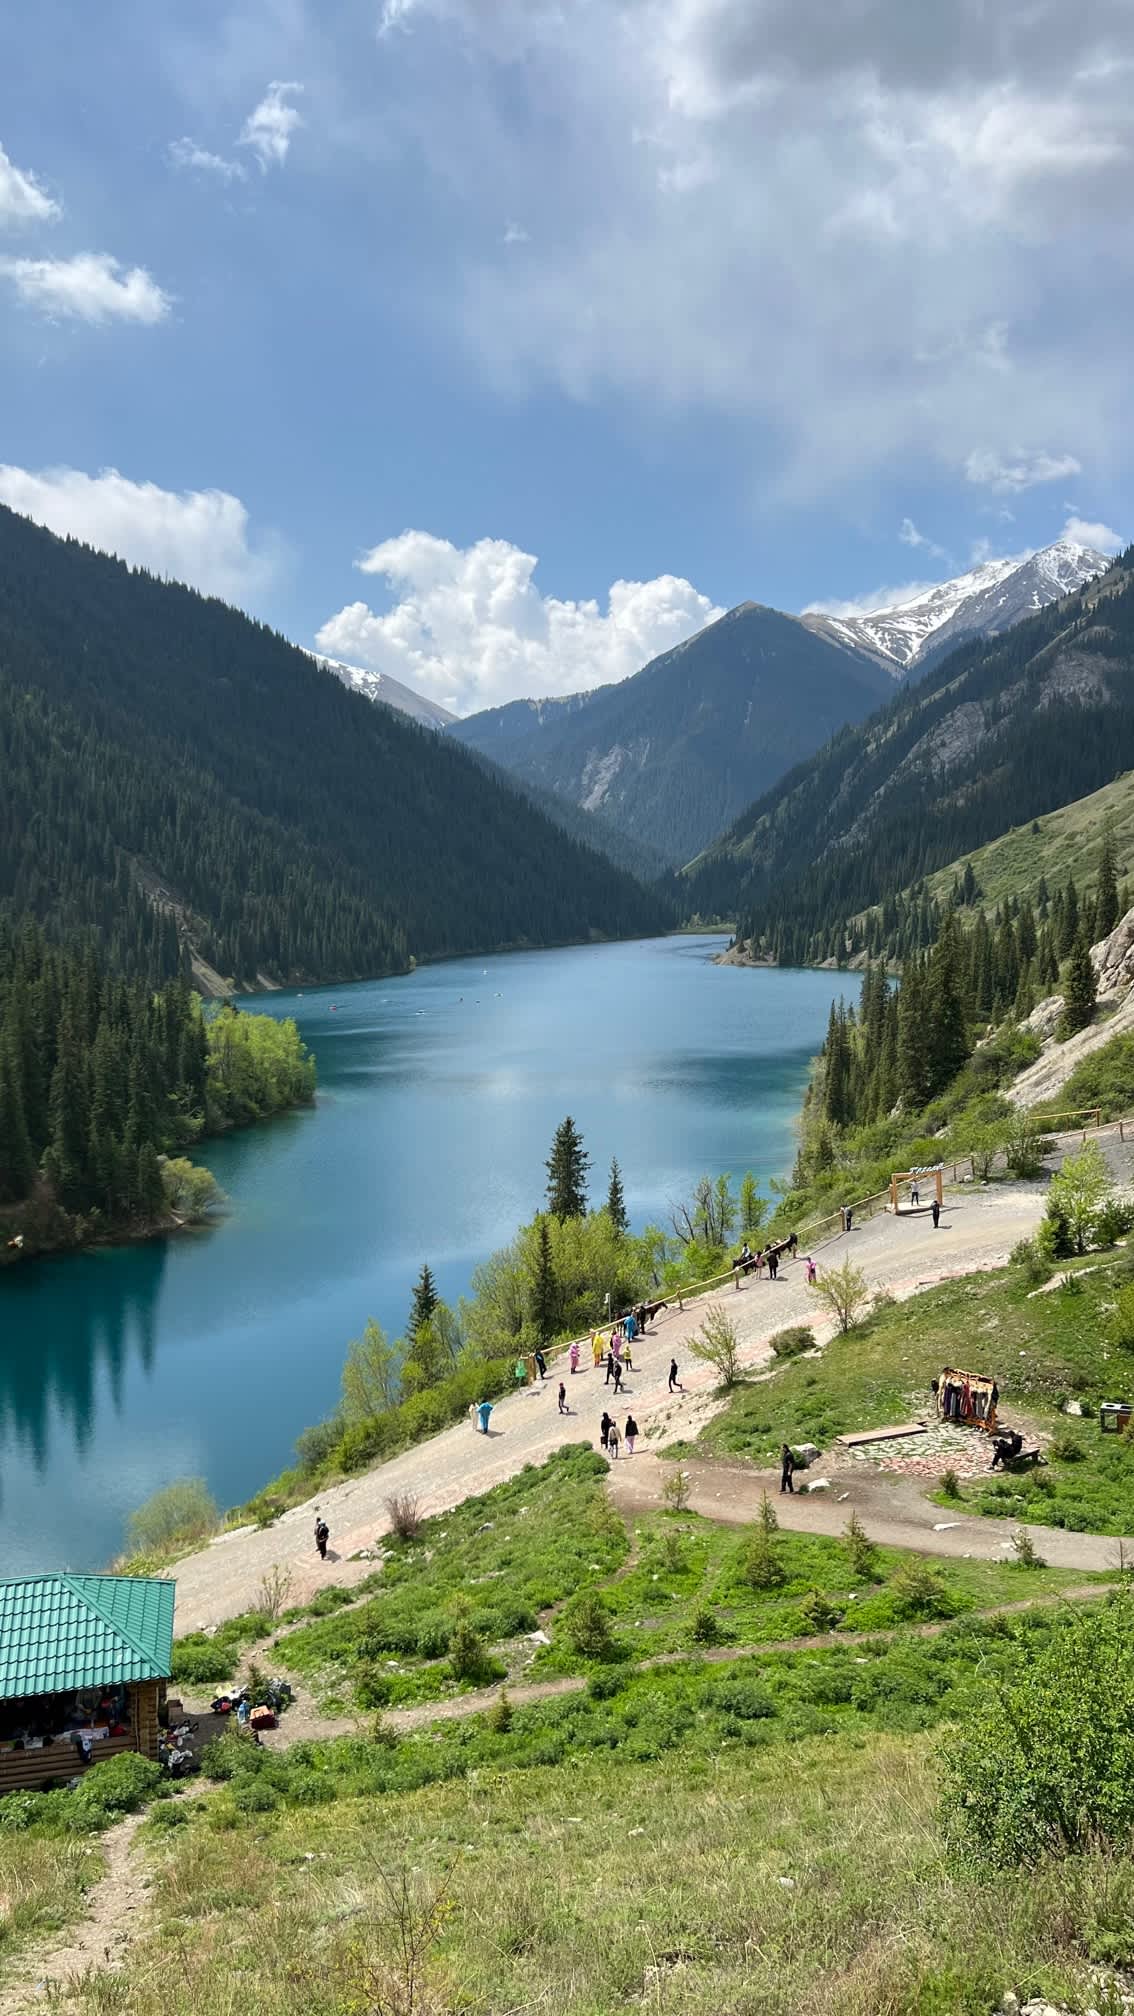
[707,1673,776,1721]
[887,1560,961,1621]
[560,1589,615,1660]
[940,1468,962,1501]
[1048,1433,1087,1463]
[688,1601,721,1645]
[798,1587,842,1632]
[448,1618,505,1686]
[125,1477,218,1560]
[943,1597,1134,1865]
[768,1325,815,1359]
[70,1753,162,1824]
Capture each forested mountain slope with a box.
[0,506,668,987]
[682,550,1134,956]
[450,603,895,865]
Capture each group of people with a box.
[599,1409,639,1458]
[732,1231,799,1282]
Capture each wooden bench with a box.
[995,1444,1043,1472]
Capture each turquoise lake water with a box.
[0,935,847,1572]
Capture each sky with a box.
[0,0,1130,717]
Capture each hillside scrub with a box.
[1040,1030,1134,1120]
[76,1613,1134,2016]
[700,1251,1134,1535]
[945,1596,1134,1866]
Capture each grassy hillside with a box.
[918,769,1134,914]
[8,1250,1134,2011]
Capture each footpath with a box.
[172,1182,1048,1631]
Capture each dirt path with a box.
[375,1579,1111,1731]
[0,1805,161,2014]
[172,1182,1049,1631]
[607,1453,1134,1570]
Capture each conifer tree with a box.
[606,1157,628,1235]
[897,959,932,1109]
[408,1263,439,1340]
[1063,934,1097,1036]
[1096,827,1120,939]
[545,1116,590,1219]
[0,1033,35,1203]
[926,914,971,1094]
[1057,876,1080,958]
[531,1215,557,1345]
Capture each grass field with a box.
[66,1711,1134,2016]
[693,1250,1134,1535]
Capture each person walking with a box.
[558,1381,568,1415]
[612,1357,624,1395]
[592,1330,604,1369]
[931,1197,941,1229]
[805,1256,817,1285]
[607,1419,622,1460]
[767,1245,779,1281]
[622,1335,634,1372]
[570,1339,580,1374]
[910,1180,920,1208]
[534,1347,548,1381]
[668,1358,683,1394]
[599,1410,612,1454]
[624,1413,639,1456]
[605,1348,617,1385]
[314,1515,330,1560]
[780,1445,796,1495]
[476,1399,494,1434]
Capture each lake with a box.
[0,935,847,1572]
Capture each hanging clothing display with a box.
[935,1366,999,1432]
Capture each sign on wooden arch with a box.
[889,1165,943,1211]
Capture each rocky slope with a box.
[1011,907,1134,1107]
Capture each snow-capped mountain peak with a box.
[802,538,1110,676]
[306,651,456,729]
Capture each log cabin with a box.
[0,1574,174,1794]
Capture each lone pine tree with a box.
[546,1116,590,1219]
[532,1215,557,1345]
[1063,934,1098,1036]
[606,1156,628,1235]
[409,1263,439,1339]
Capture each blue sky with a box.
[0,0,1130,714]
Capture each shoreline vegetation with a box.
[0,920,316,1268]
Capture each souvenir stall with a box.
[934,1367,999,1432]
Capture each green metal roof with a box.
[0,1575,175,1703]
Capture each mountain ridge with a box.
[0,503,669,988]
[449,543,1110,866]
[681,547,1134,957]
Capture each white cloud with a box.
[0,252,170,324]
[502,221,529,244]
[169,137,246,183]
[239,82,303,170]
[0,465,278,602]
[805,579,942,619]
[0,141,60,227]
[366,0,1134,497]
[314,530,723,714]
[1061,514,1124,554]
[965,448,1083,492]
[899,516,947,559]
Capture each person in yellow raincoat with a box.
[591,1329,604,1368]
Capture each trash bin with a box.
[1099,1402,1133,1434]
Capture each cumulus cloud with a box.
[0,140,60,227]
[1061,514,1124,554]
[367,0,1134,496]
[0,466,278,602]
[899,517,948,559]
[239,82,303,170]
[965,449,1083,492]
[168,137,246,183]
[314,530,723,714]
[0,252,170,324]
